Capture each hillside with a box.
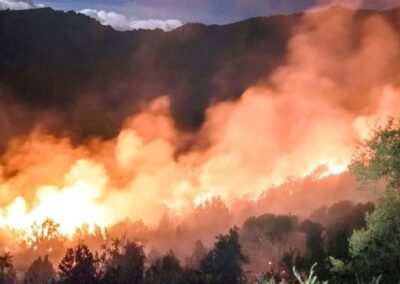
[0,7,399,145]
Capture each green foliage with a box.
[348,119,400,282]
[200,227,248,284]
[350,118,400,191]
[349,195,400,282]
[323,202,374,261]
[328,257,348,275]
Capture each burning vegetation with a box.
[0,2,400,283]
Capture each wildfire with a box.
[0,94,389,238]
[1,7,400,239]
[0,160,113,236]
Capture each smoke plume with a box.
[0,5,399,244]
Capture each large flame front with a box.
[1,7,400,238]
[0,160,113,235]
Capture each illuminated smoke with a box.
[0,6,400,238]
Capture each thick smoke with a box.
[0,6,400,244]
[318,0,400,9]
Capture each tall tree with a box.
[349,196,400,282]
[350,118,400,191]
[324,202,373,260]
[187,240,208,269]
[299,220,328,279]
[348,119,400,282]
[144,251,184,284]
[0,252,15,284]
[24,255,55,284]
[200,227,248,284]
[241,213,298,271]
[58,244,103,284]
[27,219,65,260]
[103,239,146,284]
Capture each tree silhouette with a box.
[298,220,328,279]
[58,244,102,284]
[200,227,247,284]
[27,219,65,259]
[144,251,184,284]
[187,240,208,269]
[103,239,146,284]
[24,255,55,284]
[0,252,15,284]
[241,213,298,270]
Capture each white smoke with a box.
[80,9,183,32]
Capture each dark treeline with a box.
[0,200,374,284]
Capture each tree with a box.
[298,220,328,280]
[103,239,146,284]
[241,213,298,271]
[349,196,400,282]
[200,227,248,284]
[58,244,103,284]
[324,202,373,261]
[348,119,400,282]
[350,118,400,191]
[144,251,184,284]
[279,248,302,282]
[24,255,55,284]
[27,219,65,260]
[0,252,15,284]
[186,240,207,269]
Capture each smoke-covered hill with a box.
[1,7,399,147]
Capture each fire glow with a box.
[1,7,400,238]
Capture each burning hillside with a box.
[0,6,399,237]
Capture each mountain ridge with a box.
[0,6,399,147]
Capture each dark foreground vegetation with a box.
[1,120,400,283]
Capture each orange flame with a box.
[1,7,400,238]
